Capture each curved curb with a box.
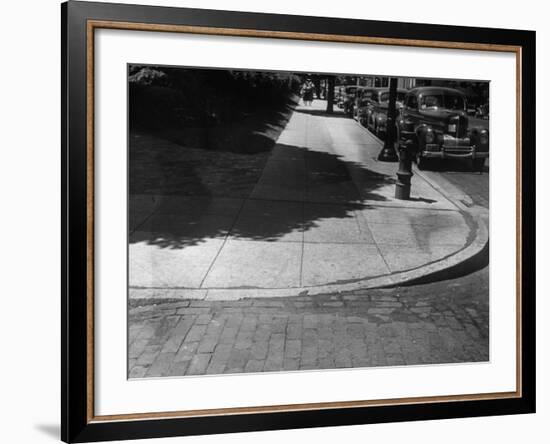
[368,214,488,289]
[220,215,489,297]
[129,214,488,301]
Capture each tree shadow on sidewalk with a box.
[130,100,299,197]
[294,107,349,119]
[130,143,395,249]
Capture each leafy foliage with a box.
[129,65,301,130]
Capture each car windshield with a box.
[380,92,406,103]
[419,94,465,110]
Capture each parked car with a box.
[475,102,490,119]
[334,86,344,104]
[364,88,407,137]
[340,85,360,114]
[336,86,346,108]
[395,87,489,170]
[353,87,378,121]
[342,85,377,117]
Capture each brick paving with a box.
[128,267,489,378]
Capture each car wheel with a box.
[472,158,485,171]
[415,139,432,170]
[431,158,442,170]
[416,152,428,170]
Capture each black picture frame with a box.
[61,1,536,442]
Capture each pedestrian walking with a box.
[301,78,315,106]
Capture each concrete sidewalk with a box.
[130,100,487,300]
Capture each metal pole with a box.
[377,77,399,162]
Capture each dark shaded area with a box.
[408,197,437,204]
[129,65,302,131]
[130,143,395,249]
[129,104,296,197]
[326,75,335,113]
[294,108,349,119]
[154,103,297,155]
[131,199,365,249]
[129,65,302,198]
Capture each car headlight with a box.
[425,129,435,144]
[479,130,489,145]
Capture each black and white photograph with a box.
[127,65,490,378]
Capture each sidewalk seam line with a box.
[328,122,394,276]
[298,111,309,288]
[198,199,247,289]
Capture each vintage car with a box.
[339,85,360,114]
[395,87,489,170]
[352,87,378,121]
[364,88,407,136]
[336,86,347,108]
[476,102,490,119]
[333,86,341,105]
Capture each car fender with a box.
[376,113,387,125]
[468,127,490,151]
[415,124,436,151]
[397,115,415,133]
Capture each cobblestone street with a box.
[129,266,489,378]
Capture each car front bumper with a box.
[422,134,488,159]
[422,144,489,159]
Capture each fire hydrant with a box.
[395,144,413,200]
